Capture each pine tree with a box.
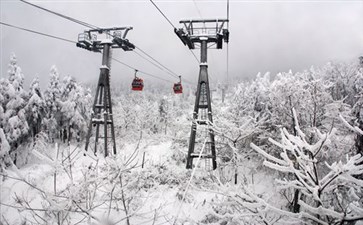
[26,77,45,139]
[2,54,29,151]
[59,76,91,143]
[43,66,61,141]
[0,78,10,129]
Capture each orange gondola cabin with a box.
[173,76,183,94]
[132,70,144,91]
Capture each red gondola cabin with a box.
[173,83,183,94]
[132,70,144,91]
[173,76,183,94]
[132,78,144,91]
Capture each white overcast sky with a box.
[1,0,363,89]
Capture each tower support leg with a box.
[186,40,217,170]
[85,44,117,156]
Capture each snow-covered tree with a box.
[115,93,162,140]
[25,77,45,139]
[2,54,29,151]
[0,78,10,128]
[0,128,11,169]
[7,53,25,92]
[59,76,91,143]
[43,66,62,140]
[320,61,361,106]
[158,97,169,134]
[269,70,308,132]
[41,70,91,143]
[352,66,363,158]
[232,72,271,120]
[251,109,363,224]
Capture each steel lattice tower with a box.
[175,19,229,170]
[77,27,135,157]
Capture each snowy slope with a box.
[1,137,281,225]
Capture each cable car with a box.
[132,70,144,91]
[173,76,183,94]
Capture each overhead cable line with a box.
[190,50,200,63]
[135,46,179,78]
[0,21,76,44]
[190,1,219,83]
[20,0,98,30]
[149,0,176,29]
[132,50,193,85]
[133,51,166,72]
[192,0,219,83]
[149,0,200,65]
[126,44,189,83]
[140,71,174,84]
[111,57,174,84]
[134,45,197,84]
[1,20,173,84]
[133,51,194,84]
[193,0,204,20]
[19,0,186,84]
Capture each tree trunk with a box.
[67,125,71,145]
[356,121,363,155]
[292,190,300,212]
[289,96,300,212]
[356,120,363,179]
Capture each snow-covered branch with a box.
[339,114,363,135]
[250,112,363,224]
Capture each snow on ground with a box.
[1,163,55,224]
[1,138,280,225]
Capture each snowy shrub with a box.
[170,141,187,165]
[134,164,188,189]
[200,213,220,224]
[31,132,50,155]
[114,93,171,141]
[210,184,291,225]
[176,187,194,203]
